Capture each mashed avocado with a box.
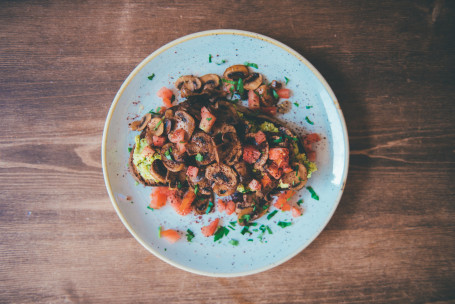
[291,139,318,178]
[259,121,279,133]
[132,135,161,182]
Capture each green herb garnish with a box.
[147,73,155,80]
[284,134,298,141]
[158,226,162,237]
[194,185,199,195]
[206,117,212,121]
[228,225,236,230]
[147,206,154,211]
[267,210,278,220]
[205,201,213,214]
[229,239,239,246]
[195,153,203,162]
[266,226,273,234]
[186,229,195,242]
[307,186,319,200]
[240,214,251,223]
[306,105,313,109]
[209,54,212,63]
[236,78,244,95]
[294,102,299,107]
[216,60,226,65]
[135,181,139,186]
[277,221,292,228]
[177,182,182,189]
[247,239,253,242]
[154,119,162,130]
[241,226,251,235]
[272,89,279,100]
[284,76,290,85]
[244,62,258,69]
[128,147,132,153]
[165,147,172,160]
[305,116,314,125]
[273,137,283,144]
[297,199,303,206]
[221,78,236,85]
[214,226,229,242]
[229,221,237,226]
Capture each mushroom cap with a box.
[129,113,152,131]
[205,163,238,196]
[280,162,308,190]
[147,117,164,136]
[256,84,277,107]
[223,65,249,80]
[200,74,220,90]
[186,131,217,166]
[149,159,168,183]
[193,192,215,215]
[175,75,202,97]
[160,143,185,172]
[245,132,269,170]
[243,72,263,91]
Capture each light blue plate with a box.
[102,29,349,277]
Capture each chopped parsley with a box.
[284,76,290,85]
[205,201,213,214]
[216,60,226,65]
[273,137,283,144]
[146,206,154,211]
[154,119,162,130]
[186,229,195,242]
[229,221,237,226]
[208,54,212,63]
[297,199,303,206]
[307,186,319,200]
[229,239,239,246]
[284,134,298,141]
[277,221,292,228]
[135,181,139,186]
[266,226,273,234]
[158,226,162,238]
[165,147,172,160]
[241,226,251,235]
[306,105,313,109]
[206,117,212,121]
[177,182,182,189]
[214,226,229,242]
[240,214,251,224]
[305,116,314,125]
[267,210,278,220]
[147,73,155,80]
[247,239,253,242]
[236,78,244,95]
[195,153,203,162]
[228,225,236,230]
[194,185,199,195]
[294,102,299,107]
[128,147,132,153]
[272,89,279,100]
[221,78,236,85]
[244,62,258,69]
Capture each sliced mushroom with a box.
[233,161,252,184]
[236,193,269,225]
[270,80,282,90]
[280,163,308,190]
[214,100,240,125]
[223,65,249,80]
[187,168,212,195]
[129,113,152,131]
[167,110,195,142]
[160,143,185,172]
[175,75,202,97]
[149,159,167,183]
[193,192,215,215]
[256,84,277,107]
[147,117,164,136]
[200,74,220,90]
[186,131,217,166]
[205,163,238,196]
[166,170,187,190]
[243,72,263,91]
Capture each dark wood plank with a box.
[1,0,454,303]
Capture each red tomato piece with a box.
[291,206,302,217]
[277,88,291,99]
[267,162,283,179]
[141,146,155,157]
[176,142,186,153]
[282,163,294,174]
[161,229,180,243]
[201,218,220,237]
[225,201,235,215]
[261,173,273,188]
[254,130,267,145]
[169,128,186,143]
[149,187,168,209]
[269,147,289,167]
[248,179,262,191]
[199,106,216,133]
[152,135,166,147]
[186,166,199,180]
[177,190,195,216]
[157,87,174,100]
[243,145,261,164]
[162,97,172,108]
[259,106,277,116]
[248,90,260,109]
[217,199,226,212]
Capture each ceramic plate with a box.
[102,29,349,277]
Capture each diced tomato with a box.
[176,142,186,153]
[254,131,267,145]
[269,147,289,167]
[267,162,283,179]
[248,179,262,191]
[152,135,166,147]
[201,218,220,237]
[158,107,167,115]
[282,163,294,174]
[141,146,155,157]
[292,206,302,217]
[161,229,180,243]
[273,199,291,211]
[157,87,174,100]
[243,145,261,164]
[303,133,321,162]
[217,199,226,212]
[199,106,216,133]
[304,133,321,144]
[277,88,291,99]
[225,201,235,215]
[261,173,273,188]
[259,106,277,116]
[177,190,196,216]
[248,90,260,109]
[162,98,172,108]
[274,190,296,211]
[169,128,186,143]
[149,187,168,209]
[186,166,199,180]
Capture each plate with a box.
[102,29,349,277]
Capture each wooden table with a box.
[1,1,454,303]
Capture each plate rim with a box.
[102,29,350,277]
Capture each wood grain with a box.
[1,0,454,303]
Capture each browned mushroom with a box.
[187,168,212,195]
[149,159,168,183]
[193,192,215,215]
[205,163,238,196]
[233,161,252,184]
[175,75,202,97]
[160,143,185,172]
[223,65,249,80]
[245,132,269,170]
[236,193,269,225]
[166,170,187,190]
[167,110,195,142]
[186,131,217,166]
[243,72,263,91]
[256,84,277,107]
[147,117,164,136]
[279,163,308,190]
[200,74,220,91]
[129,113,152,131]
